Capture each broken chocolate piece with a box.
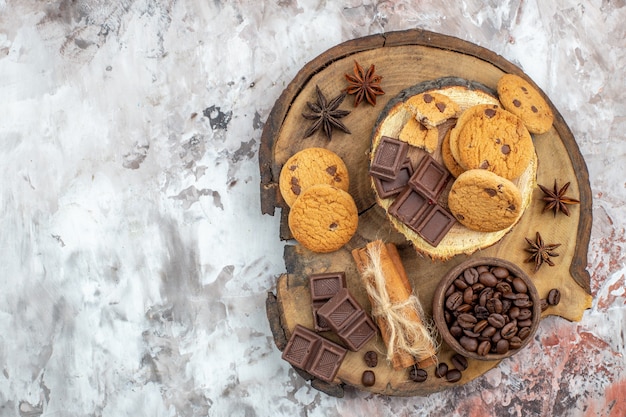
[370,136,409,181]
[388,187,431,226]
[412,205,457,247]
[373,158,413,199]
[309,272,347,331]
[408,154,449,200]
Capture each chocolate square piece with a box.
[281,325,320,369]
[317,288,360,333]
[307,338,348,382]
[408,154,450,200]
[370,136,409,181]
[339,311,377,351]
[309,272,347,302]
[413,205,456,247]
[388,186,431,226]
[373,158,413,199]
[312,301,331,332]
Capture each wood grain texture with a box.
[260,29,593,396]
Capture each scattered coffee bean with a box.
[547,288,561,306]
[540,299,549,311]
[364,351,378,368]
[451,354,468,371]
[435,363,448,378]
[409,367,428,383]
[362,370,376,387]
[446,369,462,383]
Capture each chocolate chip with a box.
[484,188,497,197]
[484,108,497,118]
[513,99,521,107]
[329,222,338,231]
[501,144,511,155]
[364,351,378,368]
[521,86,528,93]
[436,102,447,113]
[423,93,433,103]
[326,165,337,176]
[333,175,342,183]
[289,164,297,171]
[362,370,376,387]
[291,184,301,195]
[508,204,517,211]
[480,160,490,169]
[531,105,538,113]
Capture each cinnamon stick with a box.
[352,240,437,370]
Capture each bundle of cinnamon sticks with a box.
[352,240,438,370]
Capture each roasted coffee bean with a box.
[362,370,376,387]
[477,340,491,356]
[456,304,473,314]
[517,308,532,321]
[364,351,378,368]
[514,294,532,307]
[463,287,474,304]
[501,321,518,339]
[444,310,452,324]
[486,298,503,314]
[501,299,512,314]
[446,292,463,310]
[476,265,490,274]
[509,336,523,349]
[474,305,490,320]
[449,324,463,338]
[435,363,448,378]
[512,277,528,293]
[457,313,477,329]
[503,291,520,300]
[518,319,533,328]
[491,331,502,344]
[540,299,549,311]
[496,339,510,354]
[445,284,456,297]
[491,266,509,279]
[463,329,481,338]
[409,366,428,383]
[454,278,468,290]
[451,354,468,371]
[463,268,480,285]
[459,336,478,352]
[547,288,561,306]
[479,272,498,287]
[508,306,521,319]
[479,288,494,306]
[496,282,513,294]
[488,313,506,328]
[473,319,489,333]
[481,325,497,338]
[446,369,462,383]
[518,327,532,340]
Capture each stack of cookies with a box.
[278,147,358,253]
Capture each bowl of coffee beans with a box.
[433,257,541,361]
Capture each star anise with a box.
[344,60,384,107]
[524,232,561,273]
[302,85,351,140]
[538,180,580,217]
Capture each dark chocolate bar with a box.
[373,158,413,199]
[281,324,347,383]
[369,136,409,181]
[317,288,377,351]
[408,154,449,200]
[309,272,347,331]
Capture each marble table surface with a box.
[1,1,625,416]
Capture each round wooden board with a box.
[260,29,592,397]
